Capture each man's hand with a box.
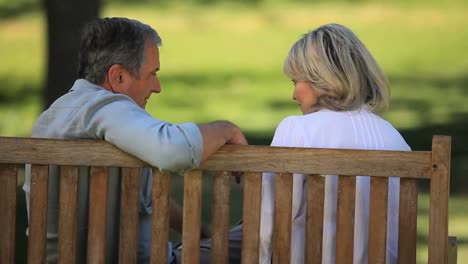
[225,123,248,146]
[198,121,248,184]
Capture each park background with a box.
[0,0,466,263]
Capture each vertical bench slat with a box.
[58,166,79,264]
[27,165,49,264]
[305,174,324,264]
[368,177,388,264]
[119,168,140,264]
[428,136,451,264]
[273,173,293,264]
[211,171,231,264]
[336,175,355,264]
[181,169,203,264]
[397,178,418,264]
[241,171,262,264]
[151,170,171,264]
[87,166,108,264]
[0,164,17,264]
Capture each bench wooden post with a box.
[428,136,451,264]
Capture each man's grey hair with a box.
[78,17,162,84]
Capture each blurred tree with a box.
[43,0,101,108]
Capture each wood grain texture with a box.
[181,170,202,264]
[58,166,79,264]
[119,168,140,264]
[0,137,431,177]
[241,172,262,264]
[0,164,17,264]
[398,178,418,264]
[368,177,388,264]
[336,175,355,264]
[151,170,171,264]
[87,167,108,264]
[273,173,293,264]
[27,165,49,264]
[428,136,451,264]
[211,171,231,264]
[305,174,324,264]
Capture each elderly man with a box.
[23,17,247,263]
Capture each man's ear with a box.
[107,64,125,93]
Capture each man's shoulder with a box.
[33,80,138,139]
[49,81,133,110]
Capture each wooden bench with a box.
[0,135,457,263]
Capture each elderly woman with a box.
[259,23,410,264]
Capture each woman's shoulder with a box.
[278,109,355,126]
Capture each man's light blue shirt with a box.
[23,79,203,263]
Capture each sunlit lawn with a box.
[1,3,467,135]
[1,2,467,262]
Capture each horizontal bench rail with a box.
[0,137,431,177]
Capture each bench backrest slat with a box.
[58,166,79,264]
[272,173,293,263]
[336,175,356,264]
[151,170,171,264]
[0,164,17,264]
[211,172,231,264]
[87,166,108,264]
[305,174,325,264]
[119,167,140,264]
[181,170,203,264]
[28,165,49,264]
[241,172,262,264]
[398,178,418,263]
[368,177,389,263]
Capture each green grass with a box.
[2,2,468,262]
[1,3,467,134]
[417,194,468,263]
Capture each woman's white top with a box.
[259,107,410,264]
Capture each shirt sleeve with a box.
[81,96,203,172]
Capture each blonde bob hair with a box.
[284,23,390,112]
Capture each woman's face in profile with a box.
[292,80,319,114]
